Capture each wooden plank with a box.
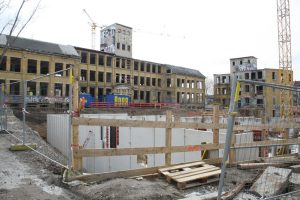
[177,177,219,190]
[229,132,236,164]
[221,182,245,200]
[172,167,220,180]
[72,124,82,171]
[72,138,300,158]
[72,117,167,128]
[165,166,216,182]
[67,166,159,183]
[165,111,172,166]
[176,169,221,183]
[237,162,288,169]
[158,161,204,173]
[213,105,219,144]
[74,147,169,157]
[167,165,217,178]
[72,117,300,130]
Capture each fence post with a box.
[0,85,3,131]
[211,104,220,158]
[71,68,82,171]
[165,110,172,166]
[22,81,27,144]
[217,75,239,200]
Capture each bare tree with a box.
[205,76,214,95]
[0,0,40,65]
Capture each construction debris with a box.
[250,166,292,197]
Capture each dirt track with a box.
[0,134,82,200]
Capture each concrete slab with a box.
[289,165,300,173]
[289,173,300,191]
[250,166,292,197]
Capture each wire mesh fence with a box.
[0,67,73,169]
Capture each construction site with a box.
[1,0,300,200]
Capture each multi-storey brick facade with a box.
[0,35,79,98]
[213,56,291,120]
[0,35,205,108]
[76,47,205,107]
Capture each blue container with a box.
[79,93,94,107]
[105,94,131,106]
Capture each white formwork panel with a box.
[153,128,166,167]
[171,128,185,164]
[219,132,259,162]
[235,132,259,161]
[130,127,155,169]
[47,114,69,157]
[79,125,102,172]
[184,129,213,162]
[109,127,131,172]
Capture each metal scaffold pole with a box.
[23,80,27,144]
[68,67,73,169]
[217,74,240,200]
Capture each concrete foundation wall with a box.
[47,113,258,173]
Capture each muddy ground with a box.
[0,110,280,200]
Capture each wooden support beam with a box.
[73,138,300,158]
[165,111,172,166]
[72,125,82,171]
[72,117,300,130]
[66,158,223,183]
[67,166,159,183]
[229,132,236,165]
[211,105,220,159]
[213,105,219,144]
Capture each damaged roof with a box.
[0,34,79,58]
[165,65,205,78]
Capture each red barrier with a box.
[90,102,180,109]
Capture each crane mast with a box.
[83,9,97,49]
[277,0,293,119]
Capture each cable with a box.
[4,129,68,169]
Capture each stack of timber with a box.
[158,161,221,189]
[238,155,300,170]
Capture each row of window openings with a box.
[176,92,203,104]
[4,81,69,96]
[244,71,263,80]
[116,43,130,52]
[232,59,251,66]
[0,56,72,76]
[80,52,162,73]
[216,85,264,95]
[176,79,202,89]
[216,76,230,84]
[240,98,264,107]
[80,71,164,87]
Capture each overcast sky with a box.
[3,0,300,80]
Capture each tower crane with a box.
[277,0,293,119]
[83,9,98,50]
